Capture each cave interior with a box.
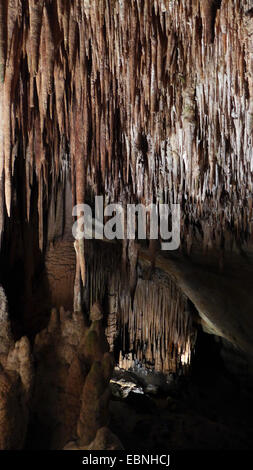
[0,0,253,451]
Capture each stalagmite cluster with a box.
[32,303,114,449]
[0,285,118,450]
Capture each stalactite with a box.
[74,240,82,313]
[0,81,4,240]
[28,0,44,77]
[86,243,197,374]
[117,278,197,374]
[54,61,65,135]
[3,67,12,217]
[201,0,221,44]
[0,1,7,84]
[0,175,4,243]
[44,4,55,96]
[0,0,251,258]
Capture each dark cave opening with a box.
[0,172,50,341]
[109,329,253,450]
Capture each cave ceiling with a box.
[0,0,252,360]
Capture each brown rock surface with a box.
[0,286,33,450]
[64,427,124,451]
[32,304,114,449]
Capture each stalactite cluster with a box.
[119,280,196,373]
[0,0,252,263]
[86,243,197,374]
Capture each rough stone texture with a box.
[77,355,113,446]
[32,307,87,449]
[90,302,103,322]
[139,244,253,366]
[45,240,76,312]
[0,286,33,450]
[86,426,124,451]
[64,427,124,451]
[32,304,114,449]
[0,285,13,363]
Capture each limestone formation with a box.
[86,243,197,374]
[33,304,114,449]
[90,302,103,322]
[0,0,252,278]
[0,1,252,371]
[64,427,124,451]
[0,285,13,362]
[0,286,33,450]
[0,0,253,452]
[32,307,87,449]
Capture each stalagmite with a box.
[0,83,4,241]
[33,303,114,449]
